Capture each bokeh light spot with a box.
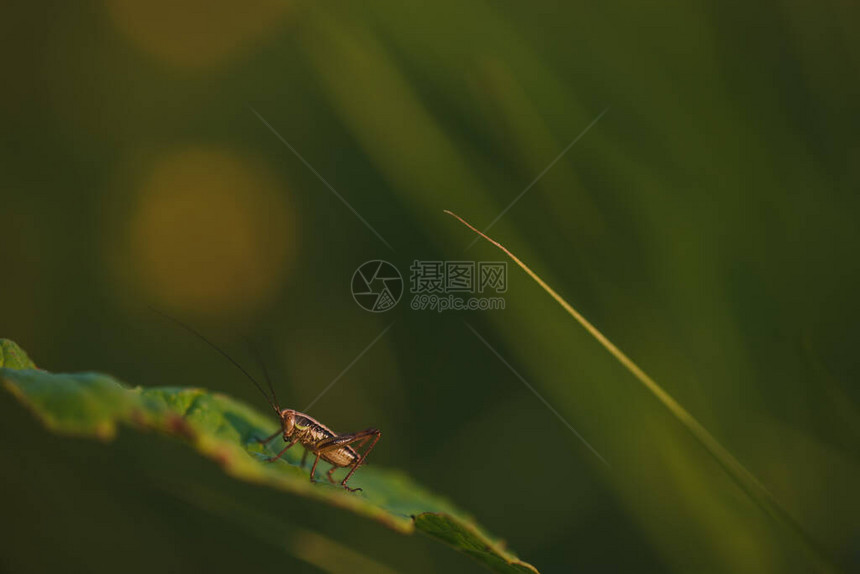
[104,0,289,69]
[124,146,294,318]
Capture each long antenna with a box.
[148,306,280,414]
[245,339,281,412]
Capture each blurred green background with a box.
[1,1,858,572]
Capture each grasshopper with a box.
[254,408,381,493]
[154,309,381,492]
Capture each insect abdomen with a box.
[322,447,357,467]
[293,415,359,467]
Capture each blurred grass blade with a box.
[289,529,401,574]
[444,210,835,571]
[160,480,399,574]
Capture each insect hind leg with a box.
[316,428,381,492]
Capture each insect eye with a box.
[281,409,295,434]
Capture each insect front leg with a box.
[265,438,298,463]
[308,452,322,483]
[326,465,338,484]
[254,429,281,445]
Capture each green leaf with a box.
[0,338,537,574]
[0,338,36,369]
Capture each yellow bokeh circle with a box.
[104,0,289,69]
[124,146,294,318]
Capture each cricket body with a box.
[152,308,381,493]
[256,408,381,493]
